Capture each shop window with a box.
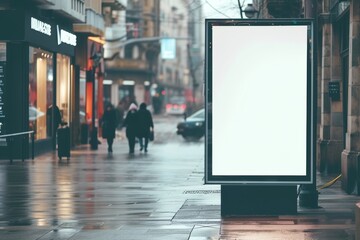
[79,70,87,123]
[0,42,5,61]
[133,45,140,59]
[29,47,53,140]
[125,43,133,59]
[56,54,71,126]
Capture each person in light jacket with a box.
[123,103,138,154]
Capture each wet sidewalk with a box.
[0,120,359,239]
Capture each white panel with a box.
[212,25,308,176]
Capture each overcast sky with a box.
[202,0,252,19]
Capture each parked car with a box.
[176,108,205,140]
[166,96,187,115]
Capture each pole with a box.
[187,44,197,109]
[31,132,34,159]
[90,67,98,150]
[299,3,318,208]
[237,0,244,19]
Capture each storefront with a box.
[0,10,76,158]
[75,35,105,145]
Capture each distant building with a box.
[187,0,204,111]
[157,0,189,112]
[104,0,161,112]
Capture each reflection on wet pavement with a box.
[0,115,358,239]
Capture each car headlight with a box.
[195,122,203,126]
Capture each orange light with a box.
[88,36,105,45]
[86,82,93,123]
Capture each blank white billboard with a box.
[161,38,176,59]
[205,20,314,184]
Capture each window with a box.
[56,54,71,125]
[29,47,53,140]
[79,70,86,123]
[0,42,5,61]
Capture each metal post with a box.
[237,0,244,19]
[299,13,319,208]
[31,132,34,160]
[21,135,25,162]
[90,67,98,150]
[9,136,12,163]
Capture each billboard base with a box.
[221,185,297,216]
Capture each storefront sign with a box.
[57,26,77,46]
[0,10,76,55]
[25,13,76,56]
[31,17,51,36]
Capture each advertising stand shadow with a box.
[204,19,316,216]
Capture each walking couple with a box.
[123,102,154,154]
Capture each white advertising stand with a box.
[204,19,316,215]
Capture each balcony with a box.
[33,0,56,5]
[74,9,105,36]
[103,26,126,59]
[102,0,127,10]
[106,58,148,72]
[40,0,85,23]
[105,25,126,41]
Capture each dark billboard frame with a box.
[205,19,315,185]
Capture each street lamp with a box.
[237,1,259,19]
[243,4,259,18]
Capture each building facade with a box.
[316,0,358,194]
[187,0,204,111]
[157,0,190,113]
[252,0,360,195]
[104,0,160,113]
[0,0,128,157]
[73,0,126,146]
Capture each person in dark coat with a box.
[123,103,138,154]
[137,102,154,153]
[46,104,62,137]
[101,104,117,153]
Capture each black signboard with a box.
[0,10,76,56]
[329,81,340,101]
[0,62,6,135]
[24,13,76,56]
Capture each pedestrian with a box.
[46,104,62,137]
[101,104,117,153]
[115,101,125,130]
[123,103,138,154]
[137,102,154,153]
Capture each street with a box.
[0,114,358,240]
[0,114,219,240]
